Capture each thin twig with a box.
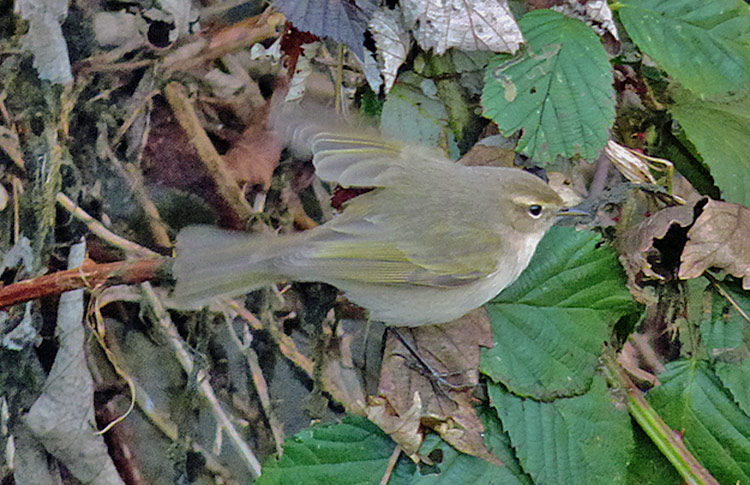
[163,82,254,225]
[57,192,159,258]
[335,44,344,114]
[226,300,315,378]
[141,283,263,479]
[379,446,402,485]
[707,273,750,324]
[226,318,285,455]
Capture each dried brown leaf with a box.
[366,393,424,459]
[321,321,368,413]
[458,142,515,168]
[376,309,497,461]
[615,202,696,303]
[679,199,750,289]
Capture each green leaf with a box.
[647,360,750,484]
[668,86,750,206]
[380,75,457,157]
[716,360,750,418]
[700,283,746,355]
[477,407,534,485]
[618,0,750,98]
[481,227,638,399]
[626,424,682,485]
[411,434,524,485]
[482,9,614,163]
[489,376,633,484]
[258,416,397,485]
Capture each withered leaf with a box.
[680,199,750,289]
[376,309,498,462]
[366,393,423,459]
[223,120,283,191]
[320,321,368,413]
[617,203,695,281]
[402,0,523,55]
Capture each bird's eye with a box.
[528,204,543,218]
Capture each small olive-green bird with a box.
[172,112,579,326]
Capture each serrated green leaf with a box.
[618,0,750,97]
[647,360,750,484]
[482,9,614,163]
[701,280,750,418]
[716,360,750,418]
[478,407,534,485]
[481,227,638,399]
[489,376,633,484]
[258,416,397,485]
[669,86,750,206]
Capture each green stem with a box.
[602,349,719,485]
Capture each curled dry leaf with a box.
[372,308,498,462]
[679,199,750,289]
[615,201,697,304]
[366,393,424,459]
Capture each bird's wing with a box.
[277,107,451,188]
[274,105,500,287]
[287,198,502,288]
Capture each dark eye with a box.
[528,204,543,218]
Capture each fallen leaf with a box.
[366,6,411,94]
[376,308,498,462]
[17,0,72,84]
[320,319,368,413]
[680,199,750,289]
[272,0,378,60]
[223,118,283,190]
[366,393,423,459]
[616,201,697,304]
[402,0,523,55]
[457,138,515,168]
[553,0,619,42]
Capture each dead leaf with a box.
[223,119,283,191]
[553,0,619,41]
[616,201,697,304]
[376,309,498,462]
[402,0,523,55]
[366,6,412,94]
[366,393,424,459]
[273,0,378,60]
[458,140,515,168]
[320,319,368,414]
[680,199,750,289]
[17,0,72,84]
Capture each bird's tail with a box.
[170,225,296,309]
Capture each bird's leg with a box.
[387,327,472,392]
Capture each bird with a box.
[171,109,579,326]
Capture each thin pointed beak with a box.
[557,207,589,217]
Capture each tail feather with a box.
[171,226,289,309]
